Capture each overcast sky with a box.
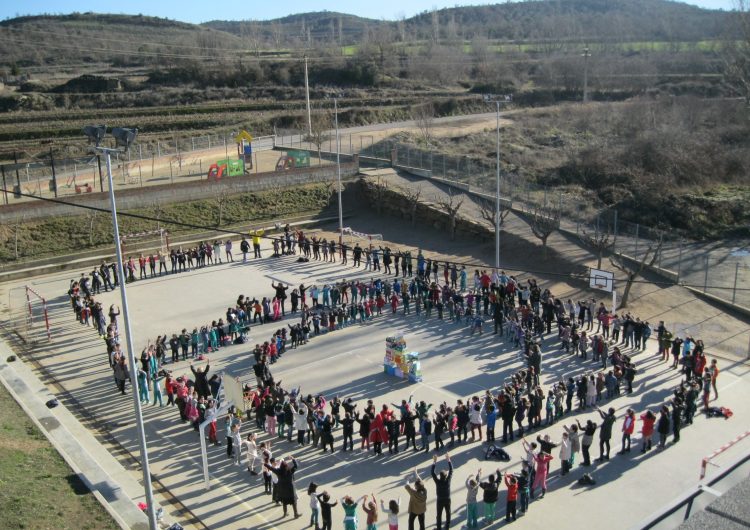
[0,0,738,24]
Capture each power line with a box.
[2,186,748,294]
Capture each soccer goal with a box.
[7,286,51,343]
[342,226,384,247]
[120,228,170,258]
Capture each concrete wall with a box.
[359,179,490,242]
[0,157,359,223]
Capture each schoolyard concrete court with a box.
[1,235,750,530]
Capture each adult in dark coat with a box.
[265,457,299,517]
[431,453,454,530]
[190,359,211,399]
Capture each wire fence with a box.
[0,133,276,203]
[277,131,750,310]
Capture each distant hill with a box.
[204,0,732,47]
[402,0,730,42]
[0,0,735,69]
[0,12,246,68]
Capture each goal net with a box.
[342,226,384,247]
[7,286,51,343]
[120,229,170,258]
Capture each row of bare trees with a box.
[370,178,662,309]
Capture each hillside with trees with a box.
[0,0,747,236]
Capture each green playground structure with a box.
[207,158,245,179]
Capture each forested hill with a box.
[204,0,732,45]
[0,0,734,68]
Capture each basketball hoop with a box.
[589,268,614,293]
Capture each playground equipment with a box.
[207,159,245,179]
[275,149,310,171]
[235,130,253,171]
[206,130,254,179]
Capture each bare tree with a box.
[411,102,435,144]
[8,214,25,260]
[478,197,510,231]
[213,188,229,227]
[580,223,614,270]
[369,177,389,215]
[723,0,750,106]
[525,206,560,257]
[271,22,283,50]
[398,185,423,226]
[244,22,263,57]
[85,210,99,247]
[323,178,336,208]
[609,237,663,309]
[152,200,165,231]
[305,111,331,163]
[437,189,465,241]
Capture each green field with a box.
[0,383,118,530]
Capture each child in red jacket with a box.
[504,473,519,522]
[620,408,636,454]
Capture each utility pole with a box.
[494,101,501,270]
[582,46,592,103]
[334,98,343,244]
[304,55,312,136]
[483,94,511,270]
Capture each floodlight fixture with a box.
[111,127,138,150]
[83,124,107,146]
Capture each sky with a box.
[0,0,739,24]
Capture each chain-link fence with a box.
[286,132,750,310]
[0,133,276,204]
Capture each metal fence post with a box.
[49,148,58,198]
[703,255,709,293]
[677,239,683,283]
[634,223,640,261]
[732,262,739,304]
[613,210,618,253]
[658,233,663,269]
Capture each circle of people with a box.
[64,226,723,529]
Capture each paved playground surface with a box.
[2,231,750,530]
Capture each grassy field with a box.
[0,183,335,263]
[0,382,119,530]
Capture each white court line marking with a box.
[717,377,744,394]
[264,275,296,285]
[271,345,371,376]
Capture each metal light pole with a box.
[304,56,312,136]
[582,46,592,103]
[99,145,158,530]
[494,100,501,270]
[334,98,344,243]
[484,94,510,270]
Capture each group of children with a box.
[62,230,730,528]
